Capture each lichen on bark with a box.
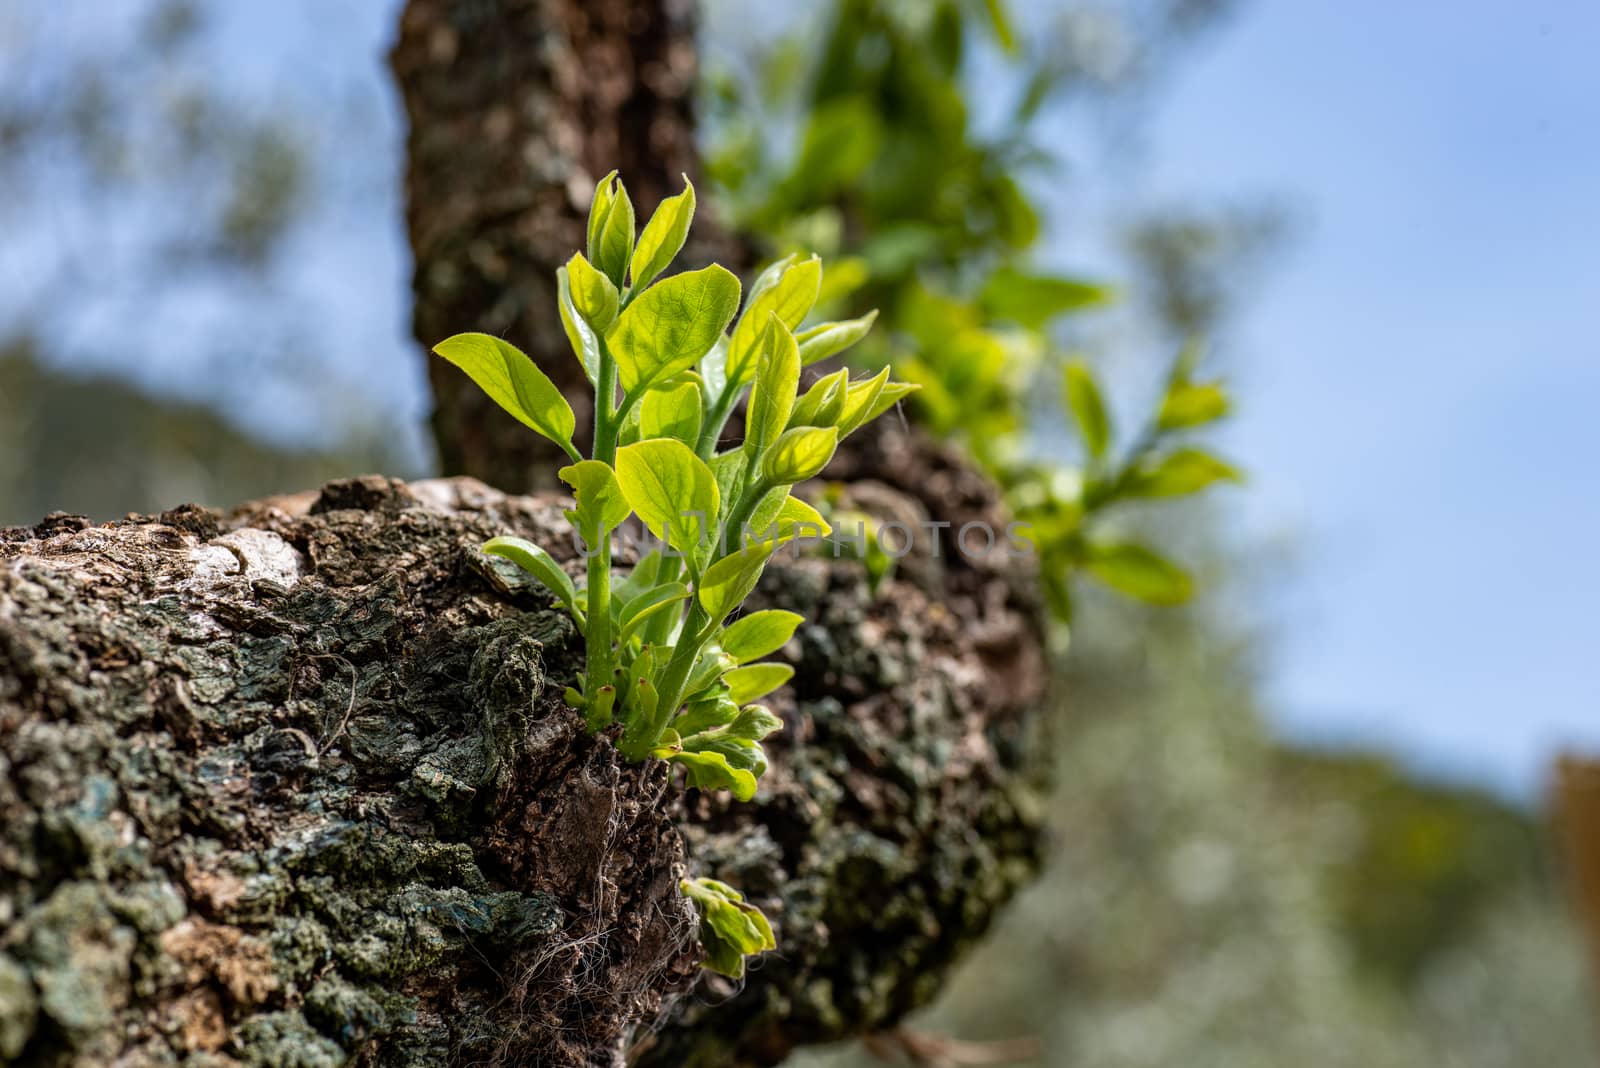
[2,426,1045,1066]
[2,478,696,1066]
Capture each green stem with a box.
[584,337,620,725]
[720,476,773,558]
[622,600,713,761]
[593,338,620,465]
[695,387,737,459]
[583,545,613,728]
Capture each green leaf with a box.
[640,380,703,446]
[618,583,691,646]
[795,310,878,366]
[1064,361,1110,460]
[615,439,720,555]
[790,368,849,430]
[557,460,631,549]
[1158,380,1231,430]
[556,266,600,384]
[668,750,757,802]
[674,690,740,737]
[725,256,822,387]
[700,334,731,401]
[720,610,803,664]
[724,663,794,705]
[433,333,577,456]
[565,252,619,332]
[679,729,768,777]
[770,495,831,542]
[684,644,735,699]
[611,265,741,395]
[834,367,890,436]
[698,543,777,623]
[710,450,748,512]
[859,380,919,425]
[739,488,830,551]
[481,536,580,620]
[1085,541,1193,605]
[621,656,659,735]
[630,176,696,291]
[980,266,1111,329]
[762,425,839,485]
[586,169,617,264]
[983,0,1018,53]
[612,550,663,609]
[590,172,634,288]
[680,877,775,978]
[744,316,800,462]
[1126,448,1242,499]
[728,704,782,741]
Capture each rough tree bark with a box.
[0,1,1048,1063]
[0,456,1042,1066]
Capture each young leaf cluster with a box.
[433,172,914,976]
[1051,343,1241,613]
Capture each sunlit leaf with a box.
[724,662,794,705]
[482,536,580,620]
[615,439,720,555]
[834,367,891,436]
[745,316,800,461]
[980,266,1111,329]
[698,543,777,623]
[1158,380,1231,430]
[762,425,839,485]
[557,460,630,550]
[556,266,600,384]
[720,610,804,664]
[565,252,619,332]
[591,172,634,288]
[795,310,877,366]
[726,256,821,387]
[640,380,703,446]
[618,582,691,646]
[433,333,576,455]
[612,265,741,395]
[790,368,849,430]
[630,176,696,291]
[668,750,758,801]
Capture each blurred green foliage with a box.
[705,0,1243,624]
[704,0,1593,1061]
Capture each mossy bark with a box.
[2,447,1044,1066]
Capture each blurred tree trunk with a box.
[393,0,732,492]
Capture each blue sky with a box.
[8,0,1594,796]
[1118,0,1600,794]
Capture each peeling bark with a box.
[2,448,1044,1066]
